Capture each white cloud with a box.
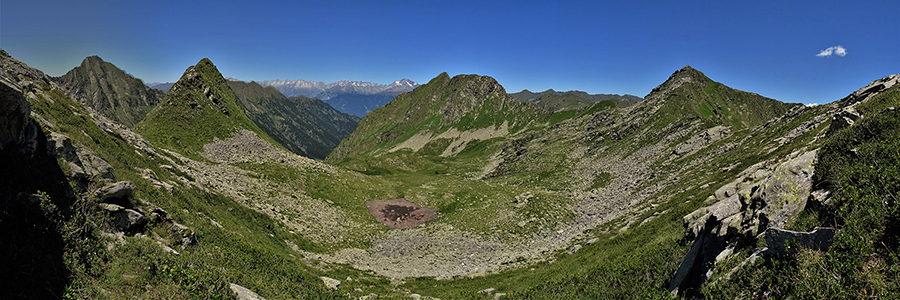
[817,45,847,57]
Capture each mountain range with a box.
[258,78,418,117]
[2,47,898,299]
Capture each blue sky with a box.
[2,0,898,104]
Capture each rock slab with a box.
[229,283,266,300]
[764,227,835,256]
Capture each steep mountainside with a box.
[511,89,641,111]
[54,56,165,127]
[228,80,360,160]
[136,58,278,157]
[327,72,548,161]
[259,78,418,117]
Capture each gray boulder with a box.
[170,222,197,247]
[97,181,135,204]
[100,203,147,233]
[320,276,341,289]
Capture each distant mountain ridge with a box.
[511,89,641,112]
[148,82,174,92]
[258,78,417,99]
[259,78,418,117]
[55,56,165,127]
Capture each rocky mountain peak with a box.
[646,65,710,100]
[82,55,104,65]
[430,72,452,85]
[55,55,164,127]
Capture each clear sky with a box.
[2,0,898,104]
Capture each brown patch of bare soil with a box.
[365,198,438,229]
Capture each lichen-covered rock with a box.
[672,150,818,294]
[320,276,341,289]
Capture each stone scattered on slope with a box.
[320,276,341,289]
[229,283,267,300]
[97,181,135,205]
[672,125,731,155]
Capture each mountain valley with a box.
[1,48,898,299]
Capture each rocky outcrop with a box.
[670,150,818,295]
[99,203,148,233]
[46,132,115,190]
[828,106,862,135]
[828,74,900,135]
[0,80,31,151]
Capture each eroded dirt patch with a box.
[365,198,437,229]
